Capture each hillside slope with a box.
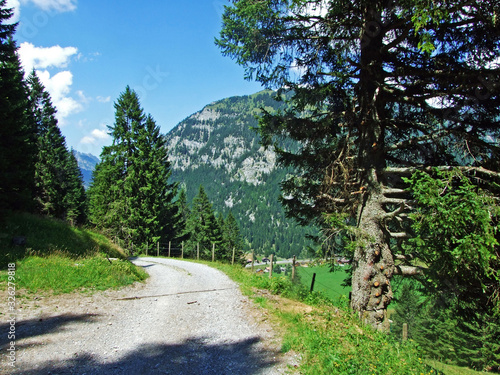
[165,90,316,258]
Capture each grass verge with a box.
[0,212,148,294]
[202,261,437,375]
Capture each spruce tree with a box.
[221,211,244,263]
[175,187,190,243]
[64,149,87,225]
[0,1,36,213]
[218,0,500,330]
[27,71,78,220]
[390,279,422,341]
[185,185,221,259]
[88,86,179,251]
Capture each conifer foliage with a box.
[27,71,86,224]
[0,1,85,222]
[183,185,244,263]
[0,1,36,213]
[88,86,180,251]
[185,185,221,258]
[218,0,500,331]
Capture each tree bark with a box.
[351,180,395,331]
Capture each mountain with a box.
[73,151,100,189]
[165,90,316,258]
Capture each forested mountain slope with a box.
[165,90,316,258]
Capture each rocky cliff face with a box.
[165,90,314,258]
[73,151,100,189]
[166,92,278,186]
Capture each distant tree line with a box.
[178,185,245,263]
[0,2,86,224]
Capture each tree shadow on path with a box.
[11,336,281,375]
[0,313,100,348]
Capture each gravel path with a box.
[1,258,297,374]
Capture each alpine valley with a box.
[165,90,317,258]
[78,90,317,258]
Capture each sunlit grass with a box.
[1,254,148,294]
[0,212,147,293]
[205,261,435,375]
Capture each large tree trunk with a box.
[350,177,395,331]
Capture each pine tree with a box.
[185,185,221,259]
[88,86,179,251]
[0,1,36,213]
[28,71,79,222]
[218,0,500,330]
[221,211,244,264]
[64,149,87,225]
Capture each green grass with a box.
[204,261,435,375]
[296,263,351,300]
[3,254,148,293]
[0,212,148,293]
[426,360,489,375]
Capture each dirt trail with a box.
[1,258,297,374]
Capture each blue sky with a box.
[8,0,264,156]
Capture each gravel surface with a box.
[1,258,298,374]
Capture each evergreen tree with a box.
[88,86,179,250]
[174,187,190,243]
[64,149,87,225]
[27,71,86,222]
[390,279,423,341]
[185,185,221,258]
[0,1,36,213]
[221,211,244,263]
[127,114,180,247]
[218,0,500,330]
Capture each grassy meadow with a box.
[0,212,148,294]
[295,263,351,300]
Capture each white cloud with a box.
[6,0,76,24]
[23,0,77,12]
[80,129,110,145]
[18,42,78,71]
[18,42,86,123]
[5,0,21,22]
[96,96,111,103]
[37,69,83,122]
[91,129,109,140]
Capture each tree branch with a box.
[393,265,426,276]
[381,187,407,196]
[380,202,411,221]
[317,193,346,205]
[388,232,411,239]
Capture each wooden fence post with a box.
[292,255,296,282]
[402,323,408,341]
[181,242,184,259]
[212,243,215,262]
[146,242,148,257]
[157,242,159,257]
[197,243,200,260]
[168,241,171,258]
[310,272,317,292]
[251,249,254,273]
[232,247,235,265]
[269,254,274,278]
